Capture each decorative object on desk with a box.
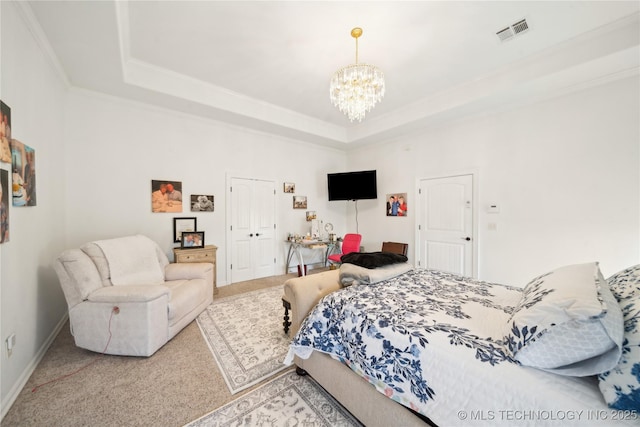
[181,231,204,249]
[151,179,183,213]
[311,219,321,238]
[305,210,316,221]
[386,192,408,217]
[0,169,9,243]
[283,182,295,193]
[190,194,214,212]
[0,101,11,163]
[173,217,197,242]
[293,195,307,209]
[10,139,36,207]
[196,285,290,394]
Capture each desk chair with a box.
[327,233,362,267]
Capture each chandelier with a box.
[330,27,385,122]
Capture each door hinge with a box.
[419,188,422,194]
[230,186,232,192]
[274,258,276,264]
[230,264,232,270]
[418,224,421,230]
[274,224,276,229]
[230,225,233,231]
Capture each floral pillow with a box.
[598,264,640,410]
[504,262,623,376]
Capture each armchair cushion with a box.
[81,242,113,286]
[55,249,103,307]
[93,235,165,286]
[88,284,169,303]
[165,262,213,281]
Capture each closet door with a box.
[229,177,276,283]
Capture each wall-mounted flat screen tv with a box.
[327,170,377,201]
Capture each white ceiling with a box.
[23,1,640,148]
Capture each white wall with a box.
[1,1,68,415]
[63,90,347,283]
[347,77,640,286]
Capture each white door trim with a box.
[414,170,479,278]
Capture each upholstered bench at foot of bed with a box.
[282,269,341,338]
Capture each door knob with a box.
[249,233,254,237]
[256,233,261,237]
[462,237,471,241]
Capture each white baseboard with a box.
[1,313,69,421]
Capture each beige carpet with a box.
[2,268,328,427]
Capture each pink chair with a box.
[328,233,362,267]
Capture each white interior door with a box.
[418,174,474,276]
[230,177,276,283]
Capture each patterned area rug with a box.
[184,370,363,427]
[197,285,290,394]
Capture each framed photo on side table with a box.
[181,231,205,249]
[173,217,197,243]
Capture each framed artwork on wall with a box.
[293,196,307,209]
[283,182,295,193]
[181,231,205,249]
[386,193,408,217]
[10,139,36,207]
[0,101,11,163]
[0,169,9,243]
[173,217,197,243]
[190,194,214,212]
[151,179,183,213]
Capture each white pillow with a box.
[504,262,623,376]
[598,264,640,409]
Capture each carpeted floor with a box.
[2,268,328,427]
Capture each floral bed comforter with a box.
[285,269,621,426]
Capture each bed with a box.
[283,258,639,426]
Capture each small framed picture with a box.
[293,195,307,209]
[386,193,408,217]
[181,231,205,249]
[191,194,214,212]
[283,182,295,193]
[173,217,197,243]
[306,211,316,221]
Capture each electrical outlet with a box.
[6,333,16,357]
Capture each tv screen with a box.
[327,170,377,201]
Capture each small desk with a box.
[285,240,337,276]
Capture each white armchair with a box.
[53,235,213,356]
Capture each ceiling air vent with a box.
[496,18,529,42]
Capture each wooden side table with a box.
[173,245,218,295]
